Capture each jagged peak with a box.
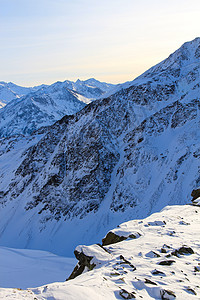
[167,37,200,62]
[182,36,200,48]
[125,37,200,87]
[152,37,200,69]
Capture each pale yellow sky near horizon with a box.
[1,0,200,86]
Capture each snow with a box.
[0,204,199,299]
[0,246,76,289]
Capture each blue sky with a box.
[1,0,200,86]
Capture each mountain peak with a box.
[159,36,200,65]
[127,37,200,87]
[84,78,99,84]
[183,36,200,47]
[171,36,200,61]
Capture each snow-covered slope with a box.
[0,246,75,289]
[0,78,115,137]
[0,83,86,137]
[0,203,199,299]
[0,38,200,256]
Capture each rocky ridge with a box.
[0,203,199,299]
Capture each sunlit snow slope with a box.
[0,204,199,299]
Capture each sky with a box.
[1,0,200,87]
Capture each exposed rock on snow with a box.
[158,260,176,266]
[102,229,141,246]
[191,188,200,206]
[0,204,199,299]
[67,249,95,280]
[102,232,128,246]
[62,204,200,299]
[191,188,200,200]
[191,197,200,206]
[171,246,194,257]
[68,244,111,280]
[160,289,176,300]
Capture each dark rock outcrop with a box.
[160,289,176,299]
[119,289,136,299]
[158,260,175,266]
[67,249,96,280]
[191,188,200,201]
[102,232,128,246]
[171,246,194,257]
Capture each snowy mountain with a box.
[61,78,115,100]
[0,37,200,257]
[0,78,115,137]
[0,81,43,108]
[0,203,199,299]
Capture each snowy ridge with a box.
[64,78,115,101]
[0,204,199,299]
[0,81,43,108]
[122,37,200,87]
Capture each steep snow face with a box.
[0,79,115,138]
[0,38,200,255]
[0,204,199,299]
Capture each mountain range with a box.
[0,37,200,259]
[0,81,45,108]
[0,78,115,137]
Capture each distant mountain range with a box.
[0,78,116,137]
[0,81,45,108]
